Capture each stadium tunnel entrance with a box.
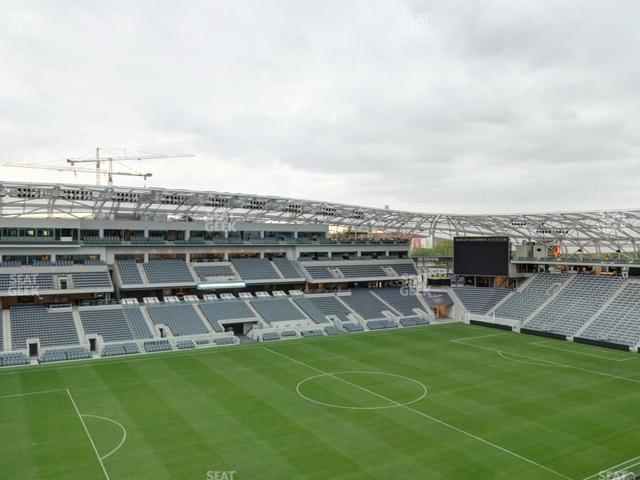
[224,321,257,336]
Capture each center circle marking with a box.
[296,371,428,410]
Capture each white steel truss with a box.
[0,181,638,254]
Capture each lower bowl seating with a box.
[176,340,196,350]
[301,329,323,337]
[0,352,30,367]
[261,332,280,342]
[143,340,173,353]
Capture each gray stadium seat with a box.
[146,304,209,336]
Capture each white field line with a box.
[450,332,511,343]
[452,339,640,386]
[296,371,428,410]
[265,347,573,480]
[582,454,640,480]
[81,414,127,461]
[497,351,564,368]
[452,336,640,479]
[530,341,636,362]
[0,323,463,377]
[0,388,65,400]
[66,389,110,480]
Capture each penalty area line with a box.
[530,341,636,362]
[453,338,640,386]
[0,388,66,400]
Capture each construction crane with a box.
[1,162,155,185]
[2,147,195,186]
[66,147,195,185]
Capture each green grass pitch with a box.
[1,323,640,479]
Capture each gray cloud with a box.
[1,0,639,214]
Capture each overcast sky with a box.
[1,0,639,214]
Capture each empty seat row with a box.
[143,340,173,352]
[176,340,196,350]
[527,275,624,336]
[40,347,91,363]
[399,316,429,327]
[101,343,140,357]
[373,288,425,316]
[301,329,323,337]
[231,258,281,281]
[494,273,571,321]
[251,299,307,324]
[193,264,236,281]
[582,282,640,346]
[10,305,80,349]
[143,260,195,284]
[305,296,353,323]
[367,319,397,330]
[452,287,512,315]
[261,332,280,341]
[342,322,364,332]
[146,304,209,336]
[116,261,144,285]
[70,272,112,289]
[272,258,303,278]
[293,298,331,324]
[198,301,255,331]
[340,290,396,320]
[0,352,30,367]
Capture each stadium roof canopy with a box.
[1,181,639,254]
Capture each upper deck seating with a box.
[143,260,195,284]
[272,259,303,278]
[303,266,335,280]
[337,265,386,278]
[116,261,143,285]
[193,264,236,281]
[388,263,418,276]
[231,258,280,281]
[70,272,112,289]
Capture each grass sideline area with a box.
[1,323,639,479]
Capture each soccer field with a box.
[1,323,639,480]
